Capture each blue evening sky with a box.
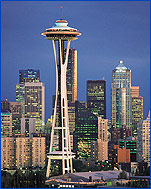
[1,1,150,122]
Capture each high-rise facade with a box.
[16,84,25,114]
[24,82,45,131]
[15,136,32,168]
[10,102,23,134]
[1,137,16,169]
[98,118,108,161]
[74,101,98,159]
[137,111,150,166]
[68,102,76,134]
[1,110,13,137]
[1,135,46,169]
[87,80,106,118]
[130,86,143,136]
[21,118,36,137]
[91,117,108,161]
[111,61,131,128]
[16,70,45,131]
[32,137,46,168]
[65,48,77,103]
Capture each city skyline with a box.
[1,1,150,122]
[1,2,150,187]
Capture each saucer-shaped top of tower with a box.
[114,60,131,72]
[41,19,82,41]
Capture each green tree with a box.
[118,170,127,179]
[1,171,13,188]
[73,159,88,172]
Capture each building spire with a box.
[61,6,63,20]
[147,110,150,119]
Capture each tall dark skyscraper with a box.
[64,48,77,103]
[19,69,40,83]
[16,84,25,114]
[74,101,98,159]
[87,80,106,118]
[10,102,23,134]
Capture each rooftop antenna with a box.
[61,6,63,20]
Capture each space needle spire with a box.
[61,6,63,19]
[41,8,82,178]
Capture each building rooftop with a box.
[47,170,129,182]
[114,61,130,72]
[46,20,77,31]
[146,110,150,120]
[73,170,128,180]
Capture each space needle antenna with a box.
[61,6,63,20]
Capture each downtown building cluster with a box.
[1,50,150,175]
[1,70,46,169]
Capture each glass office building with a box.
[74,101,98,159]
[131,96,143,136]
[111,61,131,128]
[16,84,25,114]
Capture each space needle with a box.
[41,7,81,178]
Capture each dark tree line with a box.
[1,169,47,188]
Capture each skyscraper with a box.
[87,80,106,118]
[32,137,46,168]
[111,61,131,128]
[1,110,13,137]
[65,48,77,103]
[130,86,143,136]
[41,12,81,177]
[137,111,150,166]
[24,82,45,131]
[91,117,108,161]
[68,102,76,134]
[74,101,98,159]
[10,101,23,134]
[16,69,45,131]
[16,84,25,114]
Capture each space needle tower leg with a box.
[59,39,71,175]
[46,40,58,178]
[46,39,71,177]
